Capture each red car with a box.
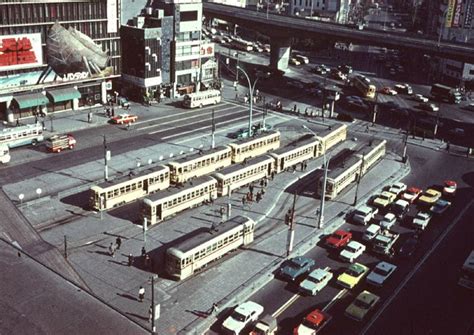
[325,229,352,249]
[110,113,138,124]
[443,180,457,196]
[401,187,422,203]
[294,309,332,335]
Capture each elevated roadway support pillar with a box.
[269,36,292,72]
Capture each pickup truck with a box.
[372,231,399,256]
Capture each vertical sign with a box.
[464,1,472,27]
[107,0,118,33]
[453,0,463,27]
[445,0,456,28]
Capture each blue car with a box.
[279,256,315,282]
[430,199,451,214]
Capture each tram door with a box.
[156,203,162,221]
[143,178,149,194]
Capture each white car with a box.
[414,94,429,103]
[366,261,397,286]
[380,213,397,230]
[353,205,379,225]
[389,182,407,196]
[299,268,333,295]
[412,211,432,230]
[222,301,264,334]
[340,241,366,263]
[362,224,381,242]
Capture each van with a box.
[353,205,379,225]
[363,224,381,241]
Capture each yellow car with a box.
[345,290,380,321]
[373,191,397,209]
[337,263,369,289]
[418,188,441,205]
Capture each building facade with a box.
[121,0,219,99]
[0,0,121,122]
[289,0,351,23]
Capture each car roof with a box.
[309,268,330,279]
[394,199,409,206]
[376,261,395,270]
[236,301,263,315]
[347,240,363,247]
[366,224,381,233]
[290,256,313,265]
[384,213,396,219]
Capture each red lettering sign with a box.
[0,37,37,67]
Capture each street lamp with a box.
[237,66,260,137]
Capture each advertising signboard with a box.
[0,33,43,71]
[200,43,215,57]
[453,0,463,27]
[445,0,456,28]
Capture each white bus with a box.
[0,124,44,148]
[459,250,474,290]
[165,216,255,280]
[352,75,376,99]
[182,89,221,108]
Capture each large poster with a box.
[0,33,43,71]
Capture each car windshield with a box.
[354,299,371,309]
[346,245,358,253]
[347,267,363,276]
[302,318,318,329]
[380,194,389,200]
[332,233,343,240]
[231,311,247,322]
[374,267,389,276]
[289,260,304,269]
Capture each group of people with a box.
[241,179,268,206]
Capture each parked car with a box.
[299,268,333,295]
[391,199,410,219]
[312,65,327,75]
[430,199,451,214]
[117,97,130,108]
[402,187,422,203]
[352,205,379,225]
[325,230,352,249]
[373,191,397,209]
[362,224,381,242]
[340,241,366,263]
[337,263,369,289]
[418,102,439,112]
[222,301,264,335]
[412,211,432,230]
[279,256,315,281]
[394,83,413,94]
[293,309,332,335]
[443,180,457,196]
[413,94,429,103]
[110,113,138,124]
[380,213,397,230]
[388,182,407,196]
[366,261,397,286]
[250,314,277,335]
[418,189,442,205]
[345,291,380,321]
[380,87,398,95]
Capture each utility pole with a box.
[64,235,68,259]
[318,150,330,229]
[211,109,216,149]
[402,131,409,163]
[103,135,109,181]
[286,192,297,257]
[262,96,267,130]
[151,275,157,334]
[143,217,148,247]
[353,156,365,206]
[372,92,379,125]
[227,185,232,219]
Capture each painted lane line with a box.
[360,198,474,335]
[136,105,242,131]
[322,288,347,312]
[272,293,300,318]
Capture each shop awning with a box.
[13,93,50,109]
[46,87,81,103]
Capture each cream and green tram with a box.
[269,136,320,173]
[228,130,280,163]
[355,139,386,175]
[140,176,218,225]
[212,155,274,197]
[318,156,362,200]
[168,146,232,184]
[89,165,170,211]
[316,123,347,153]
[165,216,255,280]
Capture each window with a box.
[180,11,198,22]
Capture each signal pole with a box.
[353,156,365,206]
[103,135,109,181]
[286,192,297,257]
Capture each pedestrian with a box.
[106,108,110,118]
[116,236,122,250]
[144,254,151,269]
[148,305,153,322]
[41,120,46,130]
[256,191,261,203]
[210,302,219,315]
[271,171,275,180]
[242,196,246,206]
[128,253,134,266]
[261,188,266,196]
[34,115,38,124]
[249,184,254,194]
[138,286,145,302]
[293,104,297,113]
[260,179,264,187]
[108,242,116,257]
[111,107,115,117]
[264,178,268,187]
[141,246,146,257]
[16,118,20,126]
[365,125,369,133]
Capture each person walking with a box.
[16,118,20,126]
[210,303,219,315]
[116,236,122,250]
[242,196,246,206]
[108,242,116,257]
[141,246,146,257]
[138,286,145,302]
[128,253,134,266]
[144,254,151,269]
[148,305,153,322]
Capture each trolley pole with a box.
[211,109,216,149]
[318,152,330,229]
[353,156,365,206]
[103,135,109,181]
[286,192,297,257]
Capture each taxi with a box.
[418,188,441,205]
[443,180,457,196]
[372,191,397,209]
[337,263,369,289]
[293,309,332,335]
[110,113,138,124]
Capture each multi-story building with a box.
[121,0,218,99]
[289,0,351,23]
[0,0,121,122]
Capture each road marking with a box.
[272,293,300,318]
[322,288,347,312]
[360,198,474,335]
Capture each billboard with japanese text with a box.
[0,33,43,71]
